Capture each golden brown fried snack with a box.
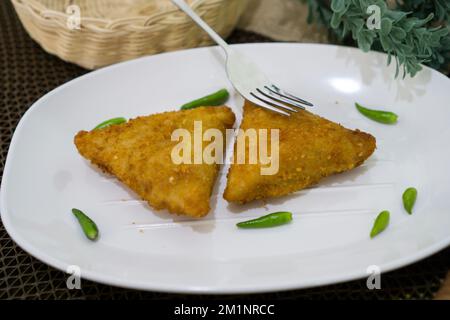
[224,101,376,203]
[75,106,235,218]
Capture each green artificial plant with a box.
[302,0,450,77]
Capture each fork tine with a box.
[250,92,294,116]
[257,88,304,111]
[267,85,314,107]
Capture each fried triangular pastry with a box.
[224,101,376,203]
[75,106,235,217]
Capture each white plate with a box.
[1,44,450,294]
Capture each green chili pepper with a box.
[94,117,127,130]
[237,211,293,229]
[403,187,417,215]
[370,210,390,238]
[181,89,230,110]
[355,103,398,124]
[72,208,99,241]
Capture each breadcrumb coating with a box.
[224,101,376,203]
[75,106,235,218]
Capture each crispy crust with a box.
[75,106,235,218]
[223,101,376,203]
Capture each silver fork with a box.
[171,0,313,116]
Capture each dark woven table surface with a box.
[0,0,449,300]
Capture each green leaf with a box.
[394,56,400,78]
[380,18,393,36]
[331,0,347,13]
[379,34,392,51]
[356,30,374,52]
[390,26,407,40]
[417,13,435,27]
[342,22,348,38]
[351,18,365,33]
[330,12,343,29]
[385,10,409,22]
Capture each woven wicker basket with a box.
[12,0,247,69]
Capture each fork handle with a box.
[171,0,231,55]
